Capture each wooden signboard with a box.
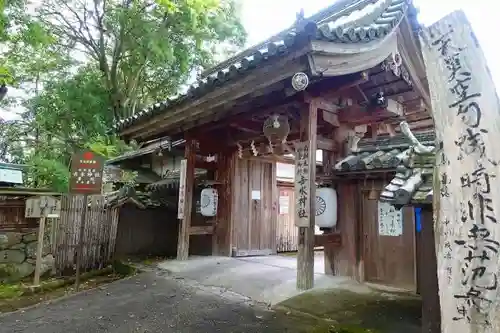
[177,159,187,219]
[294,142,311,227]
[420,10,500,332]
[377,201,403,237]
[25,196,61,218]
[69,150,105,195]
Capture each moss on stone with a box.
[112,260,138,276]
[0,284,23,299]
[277,289,421,333]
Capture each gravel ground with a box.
[0,271,317,333]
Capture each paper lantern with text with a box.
[200,188,218,217]
[315,187,338,228]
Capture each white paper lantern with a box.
[200,188,218,217]
[315,187,338,228]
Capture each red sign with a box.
[69,150,105,195]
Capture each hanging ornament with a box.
[237,142,243,159]
[250,140,258,156]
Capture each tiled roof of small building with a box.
[115,0,416,132]
[146,168,208,191]
[105,186,176,209]
[334,130,435,206]
[379,146,435,207]
[334,131,434,172]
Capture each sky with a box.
[0,0,495,121]
[239,0,498,87]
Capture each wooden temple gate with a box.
[114,3,445,331]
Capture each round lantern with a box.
[200,188,218,217]
[315,187,338,228]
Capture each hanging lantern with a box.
[315,187,338,228]
[262,114,290,156]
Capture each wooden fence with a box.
[276,187,298,252]
[52,194,119,275]
[276,186,324,253]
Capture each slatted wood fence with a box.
[52,194,119,275]
[276,187,298,252]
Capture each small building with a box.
[0,162,61,282]
[0,162,25,187]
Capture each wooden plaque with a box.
[69,150,105,195]
[294,142,311,227]
[177,159,187,219]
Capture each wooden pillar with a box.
[420,207,441,333]
[322,142,336,276]
[296,100,318,290]
[177,138,196,260]
[421,11,500,332]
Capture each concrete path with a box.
[157,253,372,305]
[0,272,320,333]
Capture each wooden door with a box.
[231,158,277,257]
[362,195,416,290]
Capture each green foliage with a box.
[25,155,69,192]
[0,0,246,191]
[37,0,246,120]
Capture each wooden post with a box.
[322,144,336,276]
[33,216,46,286]
[75,194,88,291]
[177,138,196,260]
[296,100,317,290]
[420,11,500,332]
[420,207,441,333]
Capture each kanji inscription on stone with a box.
[69,150,105,194]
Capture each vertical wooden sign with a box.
[177,159,187,219]
[294,142,310,227]
[420,10,500,332]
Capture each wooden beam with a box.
[123,47,310,140]
[421,11,500,332]
[304,93,338,112]
[229,122,261,134]
[398,17,432,110]
[194,159,217,170]
[194,99,302,136]
[176,138,196,260]
[314,233,341,248]
[316,136,337,151]
[296,99,318,290]
[189,225,214,235]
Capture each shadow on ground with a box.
[276,288,422,333]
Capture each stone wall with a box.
[0,229,55,283]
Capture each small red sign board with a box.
[69,150,105,195]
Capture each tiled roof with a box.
[105,186,176,209]
[106,137,184,165]
[115,0,414,132]
[334,131,434,172]
[146,168,208,191]
[103,165,161,184]
[379,146,435,207]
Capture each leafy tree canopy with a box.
[0,0,246,191]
